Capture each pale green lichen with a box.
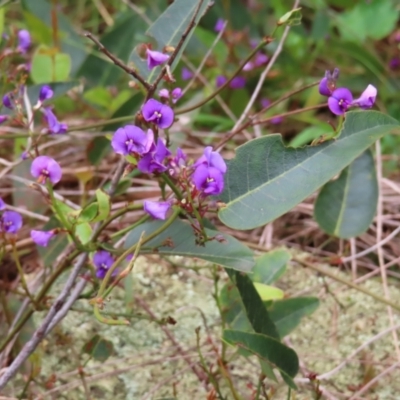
[13,250,400,399]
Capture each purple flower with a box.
[0,115,8,124]
[138,138,171,174]
[0,211,22,233]
[254,53,269,67]
[31,230,55,247]
[194,146,227,174]
[214,18,225,33]
[243,61,254,71]
[230,76,246,89]
[319,77,332,96]
[111,125,154,156]
[389,57,400,70]
[328,87,353,115]
[142,99,174,129]
[43,108,67,134]
[181,67,193,81]
[93,250,115,279]
[39,85,54,102]
[319,68,340,97]
[2,93,13,109]
[0,198,5,210]
[143,200,172,220]
[31,155,62,185]
[216,75,227,88]
[17,30,31,53]
[352,84,377,109]
[192,165,224,196]
[244,53,269,71]
[146,49,169,70]
[159,88,169,99]
[171,87,182,103]
[20,151,29,160]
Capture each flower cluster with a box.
[111,97,228,221]
[1,83,67,134]
[319,68,377,115]
[0,199,22,234]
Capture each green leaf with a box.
[75,223,92,245]
[129,0,212,83]
[252,249,291,284]
[78,203,98,223]
[226,270,280,340]
[253,283,283,301]
[278,7,302,26]
[83,87,113,109]
[289,124,333,148]
[219,111,399,230]
[22,0,87,75]
[336,0,399,41]
[267,297,320,338]
[92,189,110,222]
[82,334,114,362]
[0,8,4,43]
[124,219,255,272]
[314,150,378,238]
[30,46,71,83]
[223,330,299,383]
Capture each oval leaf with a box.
[314,149,378,238]
[219,111,399,230]
[124,219,254,272]
[223,330,299,380]
[252,248,291,284]
[253,282,284,301]
[267,297,320,338]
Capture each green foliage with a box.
[223,330,299,387]
[124,219,255,271]
[314,150,378,238]
[336,0,399,41]
[268,297,320,338]
[219,111,399,230]
[21,0,87,75]
[251,249,290,284]
[226,269,280,339]
[30,46,71,83]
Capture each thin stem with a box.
[252,104,327,126]
[84,32,151,90]
[232,0,301,131]
[12,244,36,306]
[175,40,268,115]
[251,81,320,120]
[215,103,327,150]
[96,208,180,299]
[148,0,205,98]
[109,214,150,239]
[295,257,400,312]
[160,172,183,200]
[47,182,81,249]
[94,203,143,241]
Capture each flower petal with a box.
[144,200,171,220]
[31,230,54,247]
